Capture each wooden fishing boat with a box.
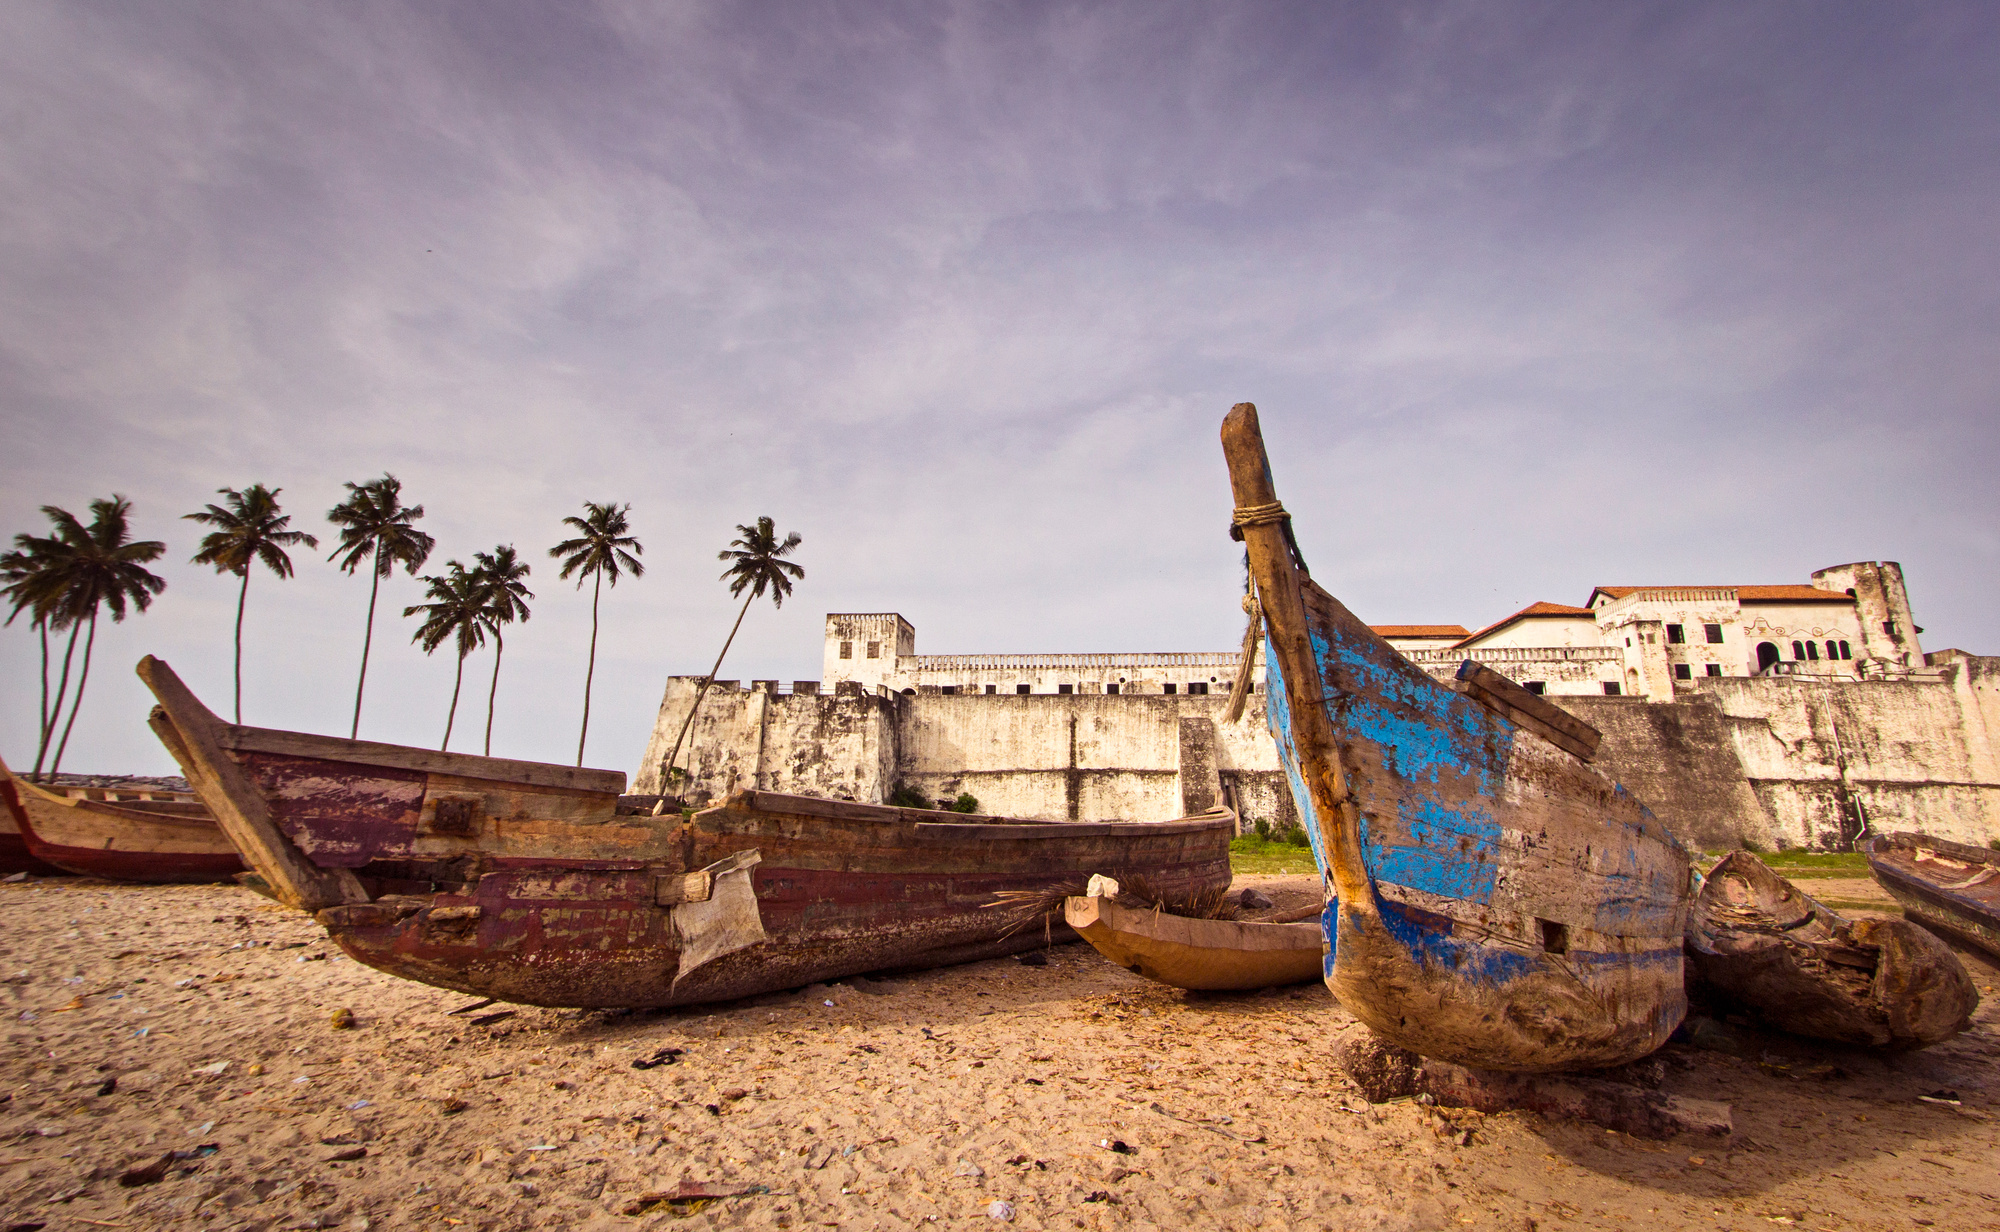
[1065,887,1324,991]
[1686,851,1974,1049]
[0,755,239,883]
[1221,403,1692,1072]
[1866,832,2000,964]
[138,656,1235,1008]
[1,805,61,876]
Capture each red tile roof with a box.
[1369,625,1472,639]
[1455,602,1595,646]
[1588,584,1854,606]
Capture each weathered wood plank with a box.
[1454,660,1602,761]
[215,723,625,796]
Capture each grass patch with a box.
[1229,836,1318,877]
[1703,850,1871,878]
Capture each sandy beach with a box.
[3,871,1998,1232]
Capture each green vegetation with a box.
[1230,835,1318,876]
[1702,850,1871,878]
[950,793,979,814]
[550,501,645,767]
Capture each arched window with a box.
[1757,642,1781,671]
[1839,641,1852,659]
[1791,640,1806,660]
[1805,641,1819,661]
[1824,640,1838,661]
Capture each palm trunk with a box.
[35,623,49,776]
[33,621,82,782]
[351,542,383,739]
[576,570,601,767]
[442,649,466,751]
[485,629,504,757]
[48,608,97,781]
[657,590,753,801]
[233,567,250,724]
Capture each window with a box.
[839,640,853,660]
[1524,681,1546,695]
[1705,664,1722,677]
[985,684,996,694]
[1757,642,1781,671]
[1187,682,1209,695]
[1163,683,1178,695]
[1792,640,1806,660]
[1016,684,1031,695]
[1674,663,1693,680]
[1824,640,1838,661]
[1666,624,1686,644]
[1057,684,1073,695]
[866,640,881,659]
[1704,624,1724,644]
[1105,683,1119,695]
[1839,641,1851,659]
[1882,621,1897,636]
[940,685,957,695]
[1806,641,1819,661]
[1602,682,1621,696]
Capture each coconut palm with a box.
[2,529,82,781]
[656,516,803,800]
[549,501,645,766]
[403,561,487,751]
[185,484,318,724]
[327,475,434,739]
[33,497,167,780]
[471,544,533,757]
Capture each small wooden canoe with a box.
[1065,893,1324,990]
[1866,832,2000,964]
[0,755,239,883]
[138,655,1235,1008]
[1685,851,1975,1049]
[1223,404,1692,1072]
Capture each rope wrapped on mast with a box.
[1229,501,1310,578]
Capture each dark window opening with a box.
[1163,683,1177,695]
[1016,684,1031,695]
[1792,640,1806,660]
[1806,641,1819,661]
[1523,681,1546,695]
[1705,664,1722,677]
[1602,682,1621,696]
[1105,683,1119,695]
[1839,641,1851,659]
[1666,624,1686,644]
[866,640,881,659]
[1057,684,1073,694]
[940,685,957,695]
[1882,621,1897,636]
[1187,682,1209,695]
[1757,642,1781,671]
[900,688,915,696]
[839,640,852,660]
[1673,663,1693,680]
[1704,623,1724,644]
[1537,918,1570,955]
[985,684,997,694]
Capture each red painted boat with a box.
[1866,832,2000,964]
[1,756,239,883]
[1,806,62,876]
[138,656,1235,1008]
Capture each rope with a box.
[1228,501,1310,577]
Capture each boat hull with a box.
[0,820,62,876]
[1,763,239,883]
[1064,895,1323,991]
[318,793,1234,1008]
[1867,832,2000,964]
[1687,851,1975,1049]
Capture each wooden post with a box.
[137,656,366,912]
[1218,404,1373,909]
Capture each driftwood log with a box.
[1686,851,1976,1050]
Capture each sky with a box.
[4,1,1997,780]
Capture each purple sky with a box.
[5,2,1997,777]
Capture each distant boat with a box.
[1686,851,1975,1049]
[138,656,1234,1008]
[0,795,61,876]
[1866,832,2000,964]
[1065,886,1323,991]
[1221,403,1692,1072]
[0,755,239,883]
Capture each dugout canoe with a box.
[0,754,239,883]
[1686,851,1974,1049]
[138,655,1235,1007]
[1221,403,1692,1072]
[1866,832,2000,964]
[1065,890,1324,991]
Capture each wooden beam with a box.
[1453,660,1602,762]
[214,724,624,796]
[137,656,367,912]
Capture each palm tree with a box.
[403,561,487,751]
[2,529,82,781]
[185,485,318,724]
[549,502,644,766]
[471,545,533,757]
[656,516,803,800]
[35,497,167,780]
[327,475,435,739]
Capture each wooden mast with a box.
[138,656,366,912]
[1218,403,1373,910]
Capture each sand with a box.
[4,871,1998,1232]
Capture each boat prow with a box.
[1866,831,2000,964]
[1,753,239,883]
[1064,892,1324,991]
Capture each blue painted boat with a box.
[1222,404,1691,1071]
